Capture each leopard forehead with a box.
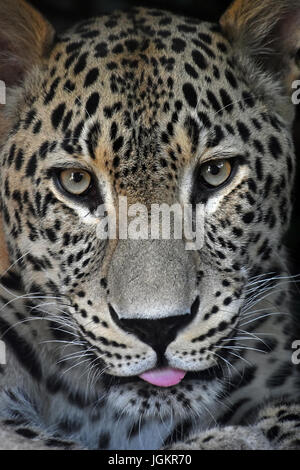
[4,7,294,207]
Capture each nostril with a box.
[109,296,200,356]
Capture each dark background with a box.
[30,0,300,277]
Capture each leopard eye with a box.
[59,169,92,195]
[199,159,232,188]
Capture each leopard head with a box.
[0,0,299,421]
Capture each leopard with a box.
[0,0,300,450]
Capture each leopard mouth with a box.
[101,364,221,388]
[77,318,237,389]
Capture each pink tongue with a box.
[139,368,186,387]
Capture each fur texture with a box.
[0,0,299,450]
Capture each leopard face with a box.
[0,1,298,423]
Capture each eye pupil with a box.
[209,164,221,176]
[71,172,84,183]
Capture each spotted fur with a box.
[0,0,299,450]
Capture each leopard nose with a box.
[109,297,199,357]
[107,239,198,320]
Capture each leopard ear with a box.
[0,0,55,135]
[220,0,300,99]
[0,1,54,273]
[0,0,55,90]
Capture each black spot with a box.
[15,149,24,171]
[182,83,197,108]
[86,92,100,117]
[219,89,233,113]
[113,156,120,168]
[73,120,85,142]
[66,41,84,54]
[26,154,37,177]
[46,229,57,243]
[1,272,22,291]
[171,38,186,53]
[266,425,280,440]
[213,65,220,79]
[198,33,212,44]
[255,157,264,181]
[39,141,49,159]
[192,49,207,70]
[198,111,211,128]
[223,297,232,306]
[184,63,198,79]
[253,139,264,155]
[62,111,73,132]
[160,158,167,168]
[268,136,282,159]
[206,90,222,113]
[86,122,101,159]
[64,79,75,92]
[0,317,42,381]
[237,121,250,142]
[15,428,39,439]
[178,24,197,34]
[65,53,77,69]
[24,110,36,129]
[233,227,243,237]
[84,68,99,88]
[125,39,139,52]
[95,42,108,58]
[44,77,60,105]
[74,52,89,75]
[217,42,228,53]
[113,136,124,153]
[112,43,124,54]
[242,212,255,224]
[8,144,16,167]
[98,432,110,449]
[225,69,238,89]
[33,120,42,134]
[193,39,215,59]
[45,439,73,448]
[51,103,66,130]
[110,122,118,141]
